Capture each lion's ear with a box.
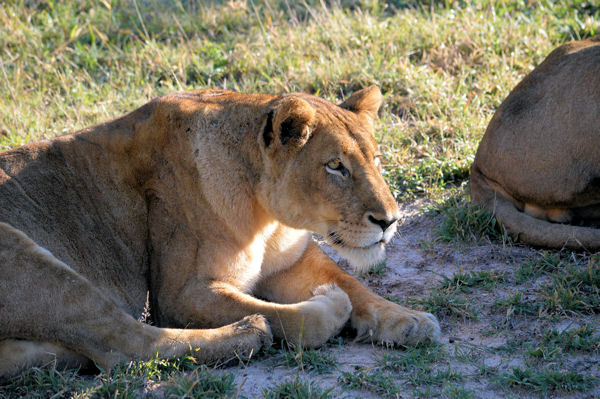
[340,85,383,121]
[268,96,316,150]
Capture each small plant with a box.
[409,290,477,320]
[541,325,600,353]
[429,194,505,244]
[282,347,337,375]
[498,367,594,392]
[541,258,600,315]
[165,366,237,399]
[408,368,464,387]
[378,343,446,373]
[360,260,389,278]
[338,367,400,397]
[493,291,540,318]
[0,367,87,399]
[262,377,333,399]
[440,269,506,293]
[515,252,564,283]
[443,384,475,399]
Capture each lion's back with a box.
[473,36,600,207]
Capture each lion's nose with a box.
[367,214,398,231]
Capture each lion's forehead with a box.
[313,113,377,156]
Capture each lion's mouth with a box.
[326,231,386,250]
[324,231,387,273]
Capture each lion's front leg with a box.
[160,279,352,349]
[255,241,441,346]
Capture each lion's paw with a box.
[231,314,273,354]
[297,284,352,348]
[353,301,440,346]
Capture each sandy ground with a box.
[226,200,600,398]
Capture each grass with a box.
[526,328,599,361]
[409,290,477,320]
[427,189,508,244]
[2,0,600,397]
[262,377,333,399]
[0,355,234,399]
[339,344,469,395]
[539,325,600,354]
[498,367,594,392]
[494,290,541,318]
[406,267,507,320]
[338,344,447,395]
[2,0,599,198]
[439,269,506,293]
[494,254,600,320]
[163,366,236,399]
[360,259,389,277]
[338,367,400,397]
[498,325,600,361]
[281,347,337,375]
[0,367,87,399]
[541,256,600,315]
[515,252,565,283]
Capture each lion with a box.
[471,35,600,250]
[0,86,440,378]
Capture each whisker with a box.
[328,231,345,246]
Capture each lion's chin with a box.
[332,242,386,274]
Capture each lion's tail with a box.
[470,166,600,251]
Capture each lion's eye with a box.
[325,159,349,178]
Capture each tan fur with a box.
[0,86,440,379]
[471,35,600,249]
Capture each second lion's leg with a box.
[255,241,441,345]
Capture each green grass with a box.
[541,256,600,315]
[493,290,541,318]
[0,355,225,399]
[164,366,237,399]
[360,259,389,277]
[442,384,475,399]
[440,269,506,293]
[498,326,600,361]
[281,347,337,375]
[494,254,600,320]
[2,0,599,198]
[515,252,565,283]
[262,377,333,399]
[427,190,508,244]
[338,367,400,397]
[367,344,468,394]
[0,367,88,399]
[498,367,594,392]
[410,290,477,320]
[539,325,600,354]
[378,343,446,372]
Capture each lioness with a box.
[0,86,440,378]
[471,35,600,250]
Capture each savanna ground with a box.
[0,0,599,397]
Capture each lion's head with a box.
[257,86,399,271]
